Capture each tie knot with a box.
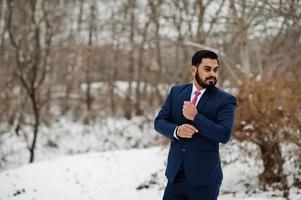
[194,90,201,96]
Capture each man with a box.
[154,50,237,200]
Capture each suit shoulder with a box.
[216,87,237,101]
[171,82,191,93]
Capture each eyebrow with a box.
[203,66,219,69]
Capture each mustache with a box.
[205,77,217,81]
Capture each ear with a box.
[191,65,197,76]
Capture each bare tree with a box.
[84,1,97,113]
[123,0,136,119]
[135,8,151,115]
[148,0,165,106]
[108,9,118,115]
[5,0,61,162]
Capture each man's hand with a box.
[177,124,198,138]
[182,101,198,121]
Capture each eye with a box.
[204,68,211,72]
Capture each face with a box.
[192,58,219,89]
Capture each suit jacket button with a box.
[181,148,186,152]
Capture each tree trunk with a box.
[135,20,149,116]
[29,93,39,163]
[85,74,92,111]
[124,0,136,119]
[85,2,96,114]
[109,67,116,115]
[258,142,289,198]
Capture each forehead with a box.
[199,58,219,67]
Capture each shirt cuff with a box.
[173,126,179,140]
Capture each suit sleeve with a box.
[154,86,178,142]
[193,95,237,144]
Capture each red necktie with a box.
[191,90,201,106]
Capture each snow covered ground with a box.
[0,146,300,200]
[0,116,300,200]
[0,116,158,170]
[0,147,164,200]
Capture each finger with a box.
[182,107,189,114]
[181,127,193,136]
[181,127,193,135]
[183,103,191,108]
[185,131,194,137]
[182,107,192,115]
[184,101,195,106]
[181,131,193,138]
[179,132,189,138]
[183,124,198,133]
[183,105,194,111]
[183,131,194,137]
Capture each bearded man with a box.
[154,50,237,200]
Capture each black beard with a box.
[195,70,217,89]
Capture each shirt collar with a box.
[192,82,206,95]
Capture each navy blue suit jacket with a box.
[154,83,237,187]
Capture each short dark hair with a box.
[191,50,219,66]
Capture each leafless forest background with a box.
[0,0,300,197]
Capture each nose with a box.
[209,70,216,77]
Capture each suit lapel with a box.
[179,83,192,102]
[175,83,192,123]
[196,86,216,113]
[196,89,208,112]
[178,83,214,112]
